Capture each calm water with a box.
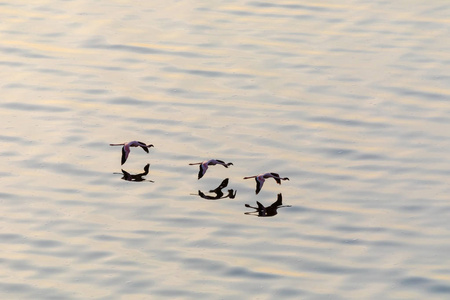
[1,1,450,299]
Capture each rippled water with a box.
[1,1,450,299]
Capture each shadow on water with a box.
[245,193,291,217]
[192,178,237,200]
[114,163,154,182]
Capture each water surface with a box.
[1,1,450,299]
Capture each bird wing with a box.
[121,169,131,180]
[256,201,266,216]
[215,159,228,167]
[198,165,206,179]
[270,193,283,208]
[138,142,148,153]
[143,163,150,175]
[255,177,264,194]
[217,178,229,190]
[121,146,129,165]
[270,173,281,184]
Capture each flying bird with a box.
[189,159,233,179]
[110,141,154,165]
[243,172,289,194]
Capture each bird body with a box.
[189,159,233,179]
[243,172,289,194]
[110,141,154,165]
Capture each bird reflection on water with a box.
[245,193,291,217]
[115,163,154,182]
[194,178,237,200]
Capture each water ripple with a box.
[163,66,254,78]
[84,39,212,58]
[1,1,450,299]
[2,102,70,112]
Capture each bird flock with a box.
[110,141,291,216]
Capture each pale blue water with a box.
[1,1,450,299]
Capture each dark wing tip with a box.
[198,166,204,179]
[121,147,127,165]
[275,193,283,206]
[255,178,262,194]
[218,178,229,189]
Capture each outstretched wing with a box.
[136,141,149,153]
[198,165,206,179]
[121,146,129,165]
[142,146,149,153]
[143,163,150,175]
[217,178,229,190]
[255,177,264,194]
[216,159,228,166]
[270,173,281,184]
[271,193,283,208]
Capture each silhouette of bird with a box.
[110,141,154,165]
[189,159,233,179]
[195,178,237,200]
[243,172,289,194]
[119,164,153,182]
[245,193,290,217]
